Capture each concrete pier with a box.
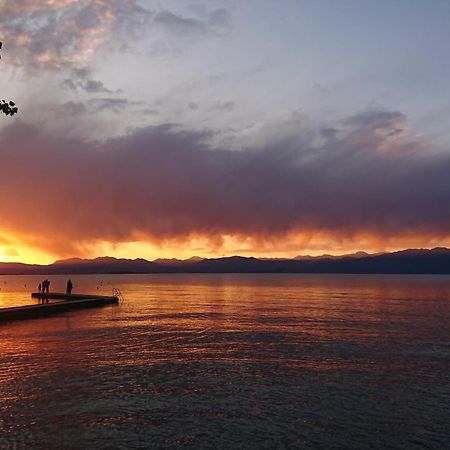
[0,293,119,322]
[31,292,118,301]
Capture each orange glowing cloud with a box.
[0,108,449,263]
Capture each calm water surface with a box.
[0,274,449,449]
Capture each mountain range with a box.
[1,248,450,275]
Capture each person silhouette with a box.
[42,279,50,293]
[66,279,73,295]
[38,283,42,292]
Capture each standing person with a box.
[42,279,50,293]
[38,283,42,292]
[41,279,49,302]
[66,279,73,295]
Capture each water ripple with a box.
[0,273,449,449]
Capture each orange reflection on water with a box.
[1,274,450,449]
[0,274,450,373]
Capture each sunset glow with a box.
[1,3,450,449]
[2,230,450,265]
[1,1,450,264]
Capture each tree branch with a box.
[0,42,18,116]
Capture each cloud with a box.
[210,100,235,112]
[140,107,159,116]
[345,110,405,131]
[0,0,150,69]
[58,101,87,116]
[88,97,133,113]
[154,10,207,36]
[0,1,231,70]
[312,82,330,96]
[154,8,232,37]
[62,67,119,93]
[0,110,449,255]
[48,97,146,120]
[188,102,200,110]
[208,8,232,30]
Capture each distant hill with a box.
[294,251,375,260]
[1,248,450,275]
[153,256,204,265]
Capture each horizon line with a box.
[1,246,449,266]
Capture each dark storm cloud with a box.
[0,109,449,253]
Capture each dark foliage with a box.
[1,100,18,116]
[0,42,18,116]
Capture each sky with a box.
[1,0,450,264]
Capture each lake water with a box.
[0,273,449,449]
